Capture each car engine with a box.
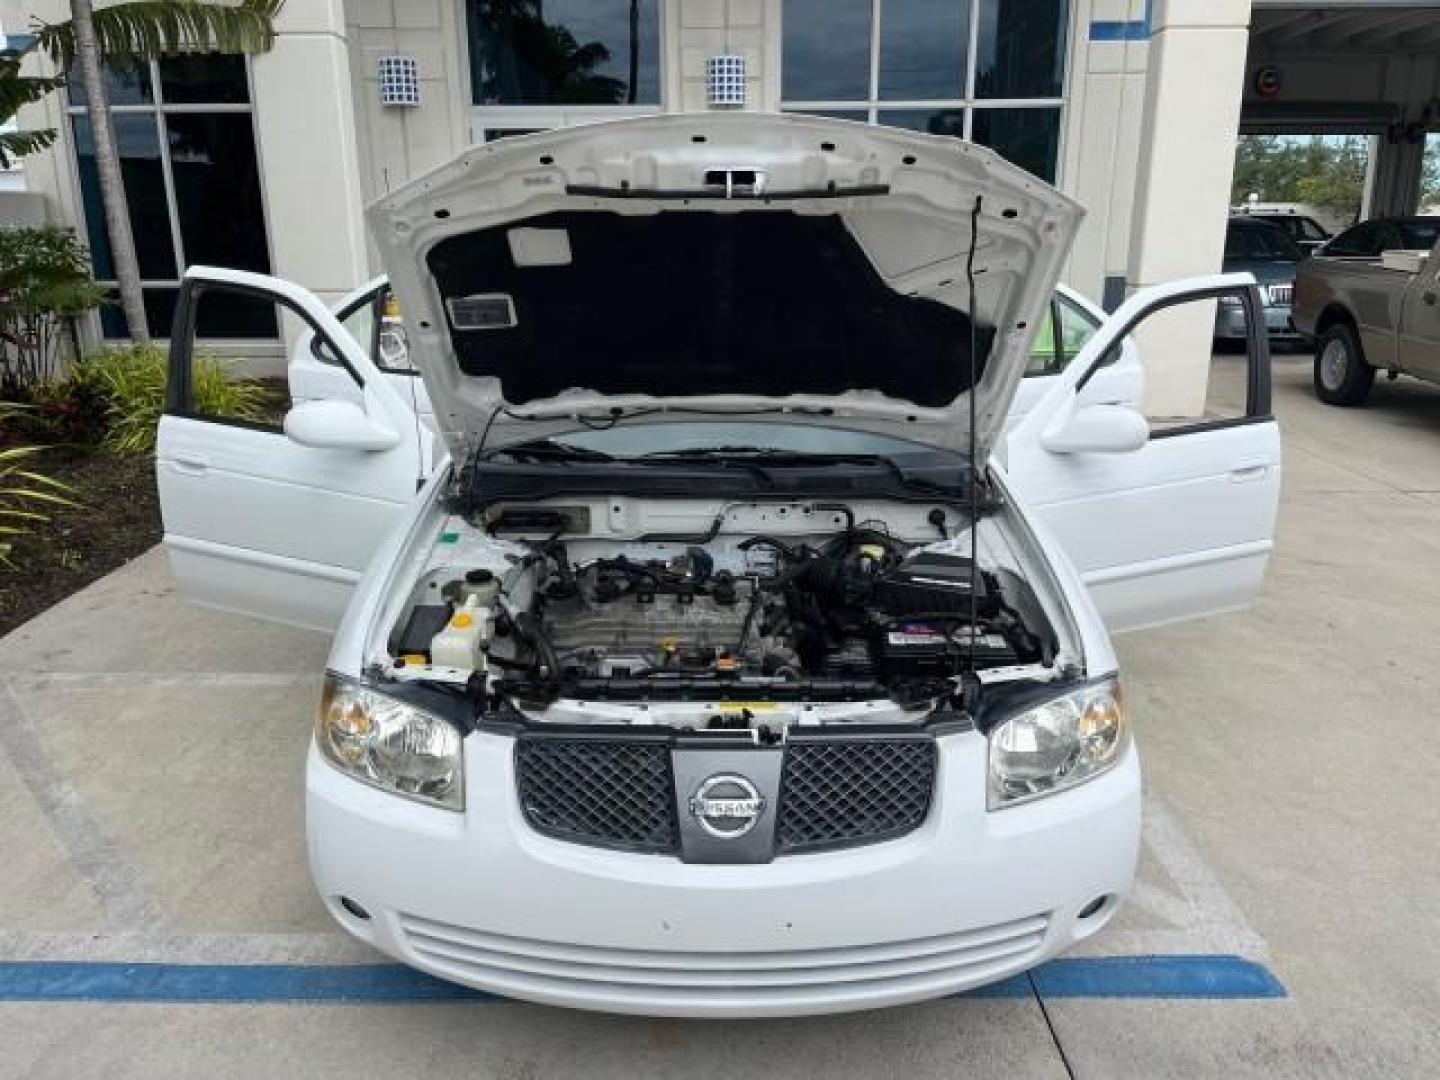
[388,519,1052,715]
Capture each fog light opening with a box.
[1078,895,1111,920]
[338,895,372,921]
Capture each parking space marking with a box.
[1091,799,1270,960]
[0,956,1284,1004]
[0,684,165,933]
[0,932,375,965]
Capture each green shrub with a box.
[19,375,111,446]
[0,227,107,394]
[0,404,77,567]
[72,345,270,454]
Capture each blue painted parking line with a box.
[0,955,1283,1004]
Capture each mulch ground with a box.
[0,446,162,637]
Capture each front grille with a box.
[398,912,1049,1008]
[777,738,936,853]
[514,735,937,857]
[516,738,678,853]
[1266,283,1294,306]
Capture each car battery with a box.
[869,621,1018,678]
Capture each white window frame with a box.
[63,57,277,344]
[778,0,1067,174]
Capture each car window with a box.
[1056,293,1104,365]
[1026,302,1061,377]
[1325,222,1379,256]
[1025,294,1108,379]
[1225,223,1303,261]
[315,285,415,375]
[1296,217,1328,242]
[1395,219,1440,250]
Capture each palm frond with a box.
[0,62,66,117]
[0,127,57,169]
[36,1,287,70]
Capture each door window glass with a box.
[1325,222,1379,256]
[67,55,274,340]
[172,284,368,431]
[316,286,414,375]
[170,286,299,431]
[1131,288,1269,435]
[1056,293,1102,364]
[1026,302,1060,377]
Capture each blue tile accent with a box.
[1089,20,1149,41]
[1090,0,1153,42]
[0,955,1285,1005]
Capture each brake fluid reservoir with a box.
[430,595,490,670]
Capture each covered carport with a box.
[1244,1,1440,219]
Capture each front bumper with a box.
[307,730,1142,1017]
[1215,302,1303,341]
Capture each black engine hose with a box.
[512,612,562,687]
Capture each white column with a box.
[250,0,369,313]
[1125,0,1251,417]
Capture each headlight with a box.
[987,678,1127,809]
[1217,294,1244,308]
[316,673,464,810]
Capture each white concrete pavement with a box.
[1,354,1438,1077]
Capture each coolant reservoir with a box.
[430,595,490,671]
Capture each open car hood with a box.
[368,113,1083,462]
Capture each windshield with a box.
[1260,216,1327,242]
[1226,223,1304,262]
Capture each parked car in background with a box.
[1216,217,1306,347]
[1293,225,1440,405]
[156,115,1280,1016]
[1235,209,1331,254]
[1313,215,1440,259]
[292,280,1144,441]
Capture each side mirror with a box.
[284,399,400,451]
[1040,399,1149,455]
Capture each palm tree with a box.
[6,1,285,342]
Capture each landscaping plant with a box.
[73,344,269,453]
[0,226,106,394]
[0,404,76,567]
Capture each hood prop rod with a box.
[965,195,983,686]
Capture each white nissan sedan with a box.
[156,114,1280,1017]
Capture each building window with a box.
[781,0,1068,182]
[66,55,276,339]
[465,0,661,107]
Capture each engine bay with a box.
[379,498,1061,730]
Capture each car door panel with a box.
[157,268,423,633]
[1007,274,1281,633]
[1397,244,1440,380]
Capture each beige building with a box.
[5,1,1440,412]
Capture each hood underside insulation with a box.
[427,210,994,408]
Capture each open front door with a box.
[156,268,425,632]
[1006,274,1282,633]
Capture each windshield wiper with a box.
[486,439,617,464]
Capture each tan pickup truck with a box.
[1292,216,1440,405]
